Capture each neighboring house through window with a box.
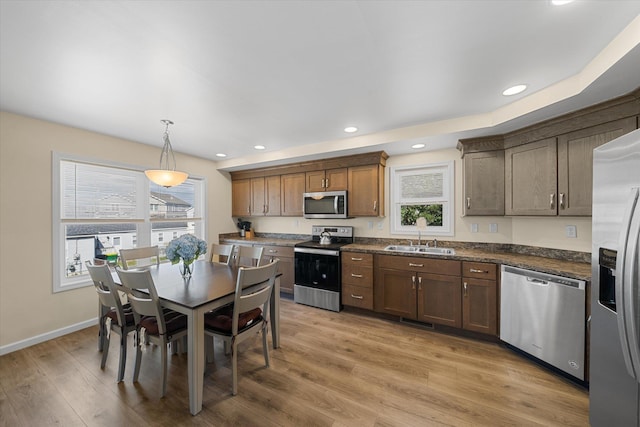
[53,153,206,292]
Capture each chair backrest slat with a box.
[116,268,166,334]
[210,243,235,265]
[86,263,126,326]
[236,245,264,268]
[232,261,278,333]
[119,246,160,270]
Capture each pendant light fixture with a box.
[145,119,188,187]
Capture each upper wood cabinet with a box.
[230,151,387,218]
[306,168,347,192]
[557,117,637,216]
[280,173,305,216]
[231,179,251,217]
[348,164,384,217]
[505,137,558,216]
[463,150,505,216]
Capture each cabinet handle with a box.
[351,257,364,261]
[464,282,468,297]
[247,206,251,214]
[325,178,329,188]
[550,193,555,209]
[409,263,424,267]
[418,276,422,291]
[467,197,471,209]
[559,193,565,209]
[263,204,267,213]
[411,275,416,290]
[350,294,364,300]
[469,268,488,274]
[373,200,377,212]
[268,249,278,253]
[351,273,363,278]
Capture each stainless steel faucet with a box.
[433,239,438,248]
[418,231,422,246]
[407,240,413,246]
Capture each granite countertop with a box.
[343,244,592,282]
[219,233,592,282]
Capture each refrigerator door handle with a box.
[616,187,640,381]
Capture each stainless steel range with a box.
[294,225,354,312]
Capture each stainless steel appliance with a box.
[294,225,354,312]
[303,191,348,219]
[500,265,586,380]
[590,129,640,426]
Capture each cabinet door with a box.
[250,177,265,216]
[232,179,251,217]
[374,268,416,318]
[463,151,505,216]
[281,173,305,216]
[557,117,636,216]
[462,278,497,336]
[260,245,294,293]
[265,175,281,216]
[325,168,347,191]
[348,164,384,217]
[505,137,557,216]
[305,170,326,192]
[417,273,461,328]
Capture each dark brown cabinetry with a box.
[232,176,280,217]
[374,255,461,325]
[280,173,305,216]
[462,150,505,216]
[341,252,374,310]
[260,245,295,294]
[462,261,498,336]
[348,164,385,217]
[306,168,347,192]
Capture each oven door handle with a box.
[294,247,340,257]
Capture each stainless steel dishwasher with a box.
[500,265,586,381]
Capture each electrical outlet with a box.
[377,221,384,230]
[566,225,577,238]
[471,223,479,233]
[367,221,373,229]
[489,223,498,233]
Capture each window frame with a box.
[389,160,455,237]
[52,152,206,292]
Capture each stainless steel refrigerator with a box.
[590,128,640,426]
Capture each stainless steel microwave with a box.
[303,191,348,219]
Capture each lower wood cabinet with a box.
[373,255,498,337]
[341,252,374,310]
[462,261,498,336]
[260,245,295,294]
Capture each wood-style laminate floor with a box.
[0,298,589,426]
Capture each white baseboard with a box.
[0,317,99,356]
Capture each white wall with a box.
[0,112,234,350]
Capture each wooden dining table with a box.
[108,260,281,415]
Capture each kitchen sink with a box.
[383,245,455,255]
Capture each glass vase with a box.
[180,261,193,279]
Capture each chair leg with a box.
[161,341,168,398]
[100,323,110,369]
[231,340,238,396]
[133,329,142,383]
[205,335,214,364]
[262,325,270,368]
[117,330,127,382]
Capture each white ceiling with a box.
[1,1,639,171]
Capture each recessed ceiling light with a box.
[411,143,426,149]
[254,145,266,150]
[216,153,227,157]
[551,0,574,5]
[502,84,527,96]
[344,126,358,133]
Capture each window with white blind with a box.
[53,153,206,292]
[390,161,454,236]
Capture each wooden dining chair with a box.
[115,268,188,397]
[210,243,235,265]
[204,260,279,395]
[86,262,136,382]
[235,245,263,268]
[119,246,160,270]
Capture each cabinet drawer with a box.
[261,245,294,258]
[376,254,460,276]
[342,252,373,266]
[342,264,373,287]
[342,284,373,310]
[462,262,497,280]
